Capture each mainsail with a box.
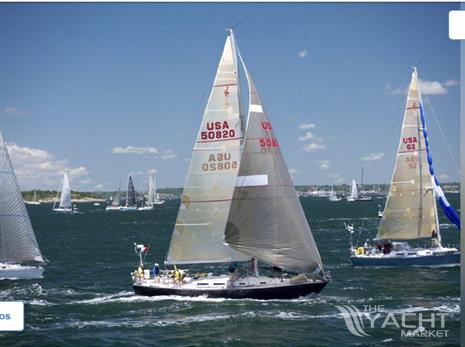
[349,179,358,200]
[166,31,248,264]
[377,69,438,240]
[224,43,323,274]
[0,133,44,264]
[59,171,72,209]
[126,175,136,207]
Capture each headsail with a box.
[126,175,136,207]
[166,31,249,264]
[59,171,72,209]
[224,39,323,274]
[377,69,438,240]
[0,133,44,264]
[417,82,460,230]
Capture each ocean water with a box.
[0,195,460,346]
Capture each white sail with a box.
[0,133,44,264]
[350,179,358,200]
[166,31,249,264]
[59,171,72,209]
[224,35,323,274]
[377,69,438,240]
[147,176,155,205]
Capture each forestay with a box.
[224,46,323,274]
[166,32,248,264]
[377,70,438,240]
[0,133,44,264]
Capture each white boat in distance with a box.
[53,171,78,213]
[25,191,41,205]
[0,133,46,279]
[138,175,165,210]
[106,177,124,211]
[132,29,328,299]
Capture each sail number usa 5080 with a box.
[201,153,238,172]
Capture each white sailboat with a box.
[106,177,123,211]
[356,167,372,201]
[349,67,460,266]
[132,29,328,299]
[0,133,45,279]
[53,171,77,213]
[329,186,341,201]
[138,175,165,210]
[346,179,358,201]
[25,191,41,205]
[120,175,138,211]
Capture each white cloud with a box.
[316,160,330,170]
[6,143,89,189]
[129,170,144,176]
[4,106,30,116]
[112,146,158,155]
[93,184,105,191]
[443,80,459,87]
[361,152,385,161]
[161,149,177,160]
[299,123,316,130]
[147,168,157,175]
[298,132,315,141]
[336,178,346,184]
[438,174,449,181]
[385,78,459,96]
[288,168,297,178]
[297,49,309,59]
[302,143,326,152]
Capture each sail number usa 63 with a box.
[201,153,238,172]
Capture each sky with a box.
[0,3,461,191]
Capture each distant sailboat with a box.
[53,171,77,213]
[349,67,460,266]
[25,191,41,205]
[106,177,123,211]
[0,133,45,279]
[329,186,341,202]
[356,167,372,201]
[138,175,165,210]
[121,175,138,211]
[132,29,328,299]
[346,179,358,201]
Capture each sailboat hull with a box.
[351,249,460,267]
[133,277,328,299]
[0,263,44,280]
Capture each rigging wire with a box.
[423,95,460,175]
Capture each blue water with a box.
[0,195,460,346]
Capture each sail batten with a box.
[166,32,249,265]
[224,40,323,274]
[0,133,44,264]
